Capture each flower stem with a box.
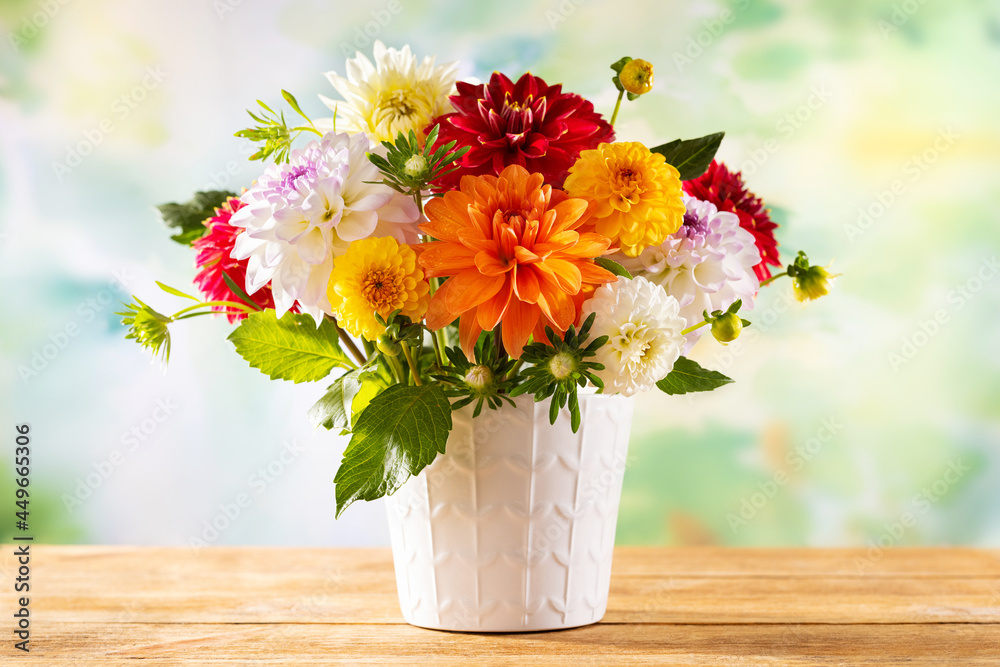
[609,90,625,127]
[333,323,367,367]
[428,277,449,366]
[506,358,524,383]
[401,342,422,386]
[681,320,710,336]
[413,191,424,217]
[759,272,789,288]
[429,324,445,368]
[171,300,257,319]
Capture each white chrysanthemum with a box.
[580,277,686,397]
[230,132,419,323]
[618,196,761,336]
[320,41,458,143]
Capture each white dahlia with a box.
[320,41,458,144]
[580,277,687,397]
[618,196,761,336]
[230,132,419,322]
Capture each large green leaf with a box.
[156,190,235,246]
[656,356,734,395]
[649,132,724,181]
[308,365,390,433]
[334,384,452,517]
[228,310,352,383]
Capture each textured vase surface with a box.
[384,392,634,632]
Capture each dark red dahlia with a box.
[683,160,781,281]
[428,72,614,191]
[193,197,284,322]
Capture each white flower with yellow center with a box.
[580,277,686,397]
[320,41,458,144]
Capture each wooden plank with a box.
[23,622,1000,665]
[18,547,1000,625]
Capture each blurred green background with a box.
[0,0,997,547]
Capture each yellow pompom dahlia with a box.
[564,142,685,257]
[327,236,430,341]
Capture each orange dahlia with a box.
[418,165,617,359]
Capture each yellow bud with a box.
[711,312,743,344]
[792,265,835,302]
[620,59,654,96]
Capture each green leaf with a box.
[221,272,263,312]
[309,371,363,431]
[649,132,725,181]
[156,191,235,246]
[228,310,353,383]
[155,281,201,302]
[656,356,734,395]
[594,257,633,280]
[334,384,452,517]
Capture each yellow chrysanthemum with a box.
[564,142,685,257]
[327,236,430,341]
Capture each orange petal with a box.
[444,269,505,315]
[544,258,582,293]
[551,197,590,230]
[512,264,541,304]
[577,260,618,285]
[418,243,477,277]
[538,288,576,331]
[424,279,459,330]
[422,191,474,242]
[476,278,513,330]
[513,246,540,264]
[501,298,540,359]
[459,313,483,361]
[474,251,510,276]
[560,232,612,259]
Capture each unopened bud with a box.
[620,59,654,95]
[711,312,743,343]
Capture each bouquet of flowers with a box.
[121,43,834,518]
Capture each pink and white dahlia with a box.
[230,132,419,322]
[618,196,761,337]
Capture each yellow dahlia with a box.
[563,141,685,257]
[320,41,458,144]
[327,236,430,341]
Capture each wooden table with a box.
[5,546,999,664]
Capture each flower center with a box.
[280,164,314,192]
[548,352,576,380]
[361,269,399,309]
[377,89,419,121]
[679,210,709,241]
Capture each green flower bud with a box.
[403,154,428,179]
[464,365,493,391]
[548,351,577,380]
[377,334,401,357]
[711,312,743,343]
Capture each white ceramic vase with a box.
[384,392,634,632]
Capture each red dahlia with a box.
[683,160,781,281]
[428,72,614,191]
[193,197,287,322]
